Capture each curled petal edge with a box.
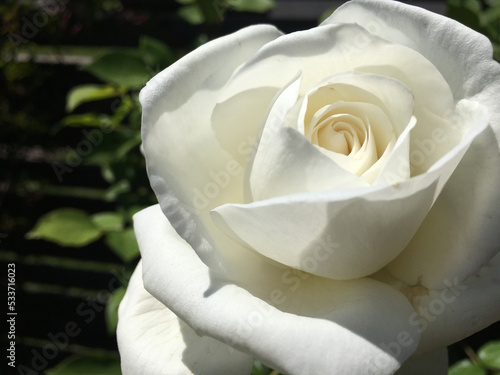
[134,204,421,375]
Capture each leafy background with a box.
[0,0,499,374]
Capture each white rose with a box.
[117,0,500,374]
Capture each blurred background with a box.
[1,0,499,374]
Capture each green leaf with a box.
[128,107,142,128]
[227,0,276,13]
[126,205,148,222]
[66,84,125,112]
[494,43,500,62]
[481,6,500,24]
[478,340,500,369]
[318,7,337,24]
[45,354,121,375]
[105,228,140,262]
[448,359,487,375]
[481,7,500,41]
[111,95,134,123]
[105,286,126,334]
[26,208,102,247]
[139,35,175,69]
[104,180,130,201]
[114,131,142,160]
[449,0,482,13]
[84,52,150,88]
[101,164,116,184]
[60,113,113,128]
[85,150,114,168]
[486,0,500,7]
[91,212,124,232]
[251,359,274,375]
[447,0,483,32]
[178,5,205,24]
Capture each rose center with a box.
[311,113,366,156]
[297,73,418,183]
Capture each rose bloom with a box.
[117,0,500,374]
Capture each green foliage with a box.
[105,228,140,262]
[66,84,126,112]
[83,52,151,88]
[178,4,205,25]
[448,0,484,32]
[114,131,142,161]
[26,208,103,247]
[125,205,148,221]
[251,360,276,375]
[318,7,337,25]
[91,212,125,232]
[449,341,500,375]
[45,354,121,375]
[226,0,276,13]
[478,340,500,370]
[449,359,488,375]
[53,40,158,202]
[176,0,276,25]
[26,208,138,249]
[139,36,176,70]
[105,287,127,335]
[103,180,132,201]
[59,113,113,128]
[2,61,36,81]
[447,0,500,61]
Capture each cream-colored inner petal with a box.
[312,114,365,155]
[303,90,400,179]
[220,25,463,182]
[318,123,352,155]
[247,74,369,202]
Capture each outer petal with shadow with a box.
[212,173,439,280]
[132,205,421,375]
[409,250,500,356]
[326,0,500,290]
[140,25,283,276]
[388,128,500,288]
[117,261,253,375]
[325,0,500,133]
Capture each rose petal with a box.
[212,174,437,280]
[213,94,489,281]
[219,23,462,175]
[248,73,368,201]
[299,71,414,140]
[371,116,415,186]
[134,205,421,375]
[405,250,500,355]
[326,0,500,143]
[250,126,369,201]
[216,36,493,282]
[388,125,500,288]
[394,348,448,375]
[426,98,490,188]
[211,86,279,166]
[296,71,416,184]
[326,9,500,281]
[117,261,253,375]
[140,25,283,274]
[309,101,380,176]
